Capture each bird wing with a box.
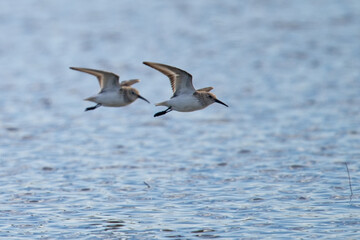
[120,79,140,87]
[196,87,213,92]
[143,62,195,96]
[70,67,120,91]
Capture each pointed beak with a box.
[215,98,229,107]
[137,94,150,104]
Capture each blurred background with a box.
[0,0,359,239]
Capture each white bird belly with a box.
[87,92,129,107]
[166,95,205,112]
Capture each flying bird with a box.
[70,67,149,111]
[143,62,228,117]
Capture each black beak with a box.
[137,95,150,104]
[215,99,229,107]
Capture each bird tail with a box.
[84,96,96,102]
[155,101,168,107]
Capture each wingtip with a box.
[143,61,161,67]
[69,67,80,71]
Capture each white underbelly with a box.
[88,92,130,107]
[167,95,205,112]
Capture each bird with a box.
[70,67,150,111]
[143,62,228,117]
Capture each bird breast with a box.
[95,91,130,107]
[167,94,205,112]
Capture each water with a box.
[0,0,359,239]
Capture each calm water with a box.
[0,0,359,239]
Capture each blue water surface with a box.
[0,0,359,239]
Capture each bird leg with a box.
[85,103,102,111]
[154,107,172,117]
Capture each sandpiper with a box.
[143,62,228,117]
[70,67,150,111]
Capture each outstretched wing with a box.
[143,62,195,96]
[70,67,120,91]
